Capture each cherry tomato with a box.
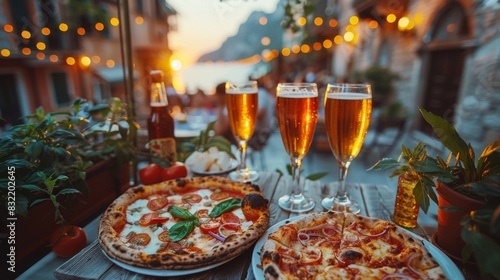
[140,164,163,185]
[182,193,202,204]
[210,191,230,201]
[139,212,169,226]
[147,197,169,211]
[221,212,241,230]
[199,219,222,234]
[158,230,170,242]
[161,164,188,181]
[128,233,151,247]
[161,242,182,253]
[49,225,87,258]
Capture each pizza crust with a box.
[99,176,270,269]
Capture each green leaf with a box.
[419,108,477,181]
[413,180,430,214]
[169,206,197,220]
[168,220,195,242]
[209,198,241,218]
[306,172,328,181]
[367,158,400,171]
[461,225,500,278]
[57,188,81,196]
[25,141,44,159]
[15,195,29,217]
[30,198,50,208]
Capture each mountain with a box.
[197,4,285,62]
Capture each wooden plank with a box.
[53,240,113,280]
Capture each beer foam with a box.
[226,89,257,94]
[327,93,371,100]
[278,91,318,98]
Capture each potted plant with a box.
[370,108,500,278]
[0,98,138,273]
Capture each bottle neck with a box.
[150,82,168,106]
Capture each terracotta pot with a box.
[435,180,485,258]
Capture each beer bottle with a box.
[147,70,176,166]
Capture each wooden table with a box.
[50,172,478,279]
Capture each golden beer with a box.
[277,92,318,159]
[226,89,258,141]
[325,93,372,162]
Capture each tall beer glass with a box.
[276,83,319,212]
[321,84,372,213]
[226,81,259,182]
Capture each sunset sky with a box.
[167,0,279,68]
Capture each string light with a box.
[92,55,101,63]
[4,24,13,32]
[81,56,91,66]
[323,39,333,48]
[106,59,115,68]
[41,27,50,35]
[36,42,46,50]
[261,37,270,46]
[349,16,359,25]
[329,19,338,28]
[135,16,144,25]
[95,22,104,31]
[282,48,291,56]
[386,14,396,23]
[49,54,58,62]
[368,20,378,29]
[59,23,68,32]
[36,52,45,60]
[333,35,343,45]
[344,31,355,42]
[66,57,76,65]
[22,48,31,55]
[297,17,307,26]
[77,27,86,35]
[21,30,31,39]
[1,49,10,57]
[259,17,267,25]
[301,44,311,53]
[314,17,323,26]
[398,17,410,31]
[110,17,119,26]
[291,45,300,54]
[313,42,322,51]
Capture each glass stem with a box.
[238,140,248,170]
[336,160,351,201]
[291,157,302,197]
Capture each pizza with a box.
[260,211,447,279]
[98,176,269,270]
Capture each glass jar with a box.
[393,172,420,228]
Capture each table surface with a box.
[19,172,481,280]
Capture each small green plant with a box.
[369,141,455,213]
[0,98,138,222]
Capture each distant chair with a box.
[362,116,407,164]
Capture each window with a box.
[51,72,71,106]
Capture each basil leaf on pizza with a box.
[209,198,241,218]
[169,206,197,220]
[168,220,196,242]
[98,176,269,270]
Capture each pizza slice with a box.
[338,213,446,279]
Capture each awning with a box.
[94,66,138,85]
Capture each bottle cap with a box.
[150,70,164,83]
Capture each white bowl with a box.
[190,159,239,177]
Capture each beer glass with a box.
[321,84,372,213]
[226,81,259,182]
[276,83,319,212]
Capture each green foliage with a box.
[281,0,314,33]
[177,121,235,162]
[0,98,138,223]
[372,108,500,278]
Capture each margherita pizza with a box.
[260,211,446,279]
[99,176,269,270]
